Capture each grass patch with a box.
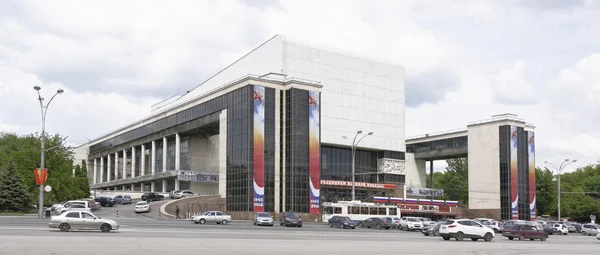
[0,212,26,216]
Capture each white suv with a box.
[399,217,423,231]
[439,219,495,241]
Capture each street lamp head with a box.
[342,136,348,139]
[368,132,373,135]
[544,161,549,164]
[33,86,41,91]
[572,160,578,163]
[57,89,64,94]
[564,159,570,162]
[357,130,363,134]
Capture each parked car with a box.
[328,216,356,229]
[581,224,600,236]
[596,232,600,241]
[439,219,495,241]
[169,190,180,199]
[141,192,164,202]
[94,197,114,207]
[191,211,232,225]
[113,195,132,204]
[60,204,92,214]
[253,212,274,226]
[173,190,196,199]
[134,201,151,213]
[359,217,391,230]
[551,223,569,235]
[501,224,548,241]
[422,221,443,236]
[482,220,503,233]
[55,200,95,214]
[48,210,119,232]
[399,216,423,231]
[383,217,399,229]
[280,211,303,227]
[419,217,434,226]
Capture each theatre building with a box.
[85,35,408,217]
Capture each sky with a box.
[1,0,599,173]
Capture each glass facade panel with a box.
[517,127,530,220]
[284,88,310,213]
[499,125,511,220]
[406,136,468,153]
[180,136,190,170]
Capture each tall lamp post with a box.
[342,130,373,201]
[544,159,577,221]
[34,86,64,218]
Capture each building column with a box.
[131,146,136,178]
[114,152,118,179]
[99,157,104,183]
[151,181,156,192]
[122,149,127,179]
[141,144,146,176]
[131,183,135,191]
[175,179,180,191]
[141,183,145,192]
[107,154,112,182]
[274,90,280,212]
[93,158,98,184]
[162,137,167,172]
[151,140,156,174]
[175,133,180,170]
[219,109,227,199]
[162,179,167,193]
[122,185,126,191]
[429,160,434,189]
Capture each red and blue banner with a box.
[308,91,321,214]
[510,126,519,220]
[253,85,265,212]
[528,131,536,220]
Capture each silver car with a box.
[49,210,119,232]
[254,212,274,226]
[581,224,600,236]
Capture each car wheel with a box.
[424,233,429,236]
[101,224,112,233]
[221,220,228,225]
[581,231,586,235]
[455,232,464,241]
[59,223,70,232]
[484,233,493,242]
[376,224,381,229]
[442,236,451,240]
[200,219,206,224]
[351,227,355,229]
[280,222,283,226]
[541,236,547,241]
[518,235,525,241]
[297,225,302,228]
[508,237,514,240]
[471,238,478,241]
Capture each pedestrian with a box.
[175,205,180,219]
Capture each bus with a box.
[321,201,401,223]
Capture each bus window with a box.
[350,207,360,214]
[324,207,333,214]
[334,207,342,214]
[369,207,377,215]
[389,207,397,216]
[378,208,386,215]
[360,207,369,214]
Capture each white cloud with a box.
[0,0,599,173]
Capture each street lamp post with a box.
[342,130,373,201]
[544,159,577,221]
[34,86,64,218]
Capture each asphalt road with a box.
[0,217,598,255]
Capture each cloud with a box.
[406,68,460,107]
[490,61,537,105]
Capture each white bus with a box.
[321,201,401,223]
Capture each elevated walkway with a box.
[406,129,468,160]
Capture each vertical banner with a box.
[253,85,265,212]
[510,126,519,220]
[308,91,321,214]
[528,132,536,220]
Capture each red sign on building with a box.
[34,168,48,185]
[320,180,396,190]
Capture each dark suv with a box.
[94,197,114,207]
[141,192,164,202]
[328,216,356,229]
[280,211,303,227]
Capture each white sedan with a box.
[135,201,151,213]
[48,210,119,232]
[596,232,600,240]
[192,211,232,225]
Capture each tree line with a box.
[0,132,90,213]
[427,158,600,222]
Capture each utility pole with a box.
[342,131,373,201]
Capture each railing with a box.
[406,128,468,140]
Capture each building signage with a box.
[320,180,396,190]
[405,187,444,197]
[177,171,218,183]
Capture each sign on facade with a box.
[177,171,218,183]
[405,187,444,197]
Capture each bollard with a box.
[116,210,119,218]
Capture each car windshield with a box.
[124,195,131,198]
[408,218,420,222]
[285,212,300,218]
[257,213,271,217]
[136,202,147,206]
[339,217,351,221]
[202,211,212,215]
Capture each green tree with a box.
[426,158,468,204]
[0,160,32,212]
[535,167,556,216]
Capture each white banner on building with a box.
[405,187,444,197]
[177,171,218,183]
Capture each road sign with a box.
[44,185,52,192]
[591,214,596,220]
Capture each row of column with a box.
[103,179,181,193]
[92,134,182,185]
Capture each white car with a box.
[135,201,151,213]
[596,232,600,240]
[552,223,568,235]
[174,190,196,199]
[399,216,423,231]
[55,200,94,214]
[48,210,119,232]
[191,211,232,225]
[439,219,495,241]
